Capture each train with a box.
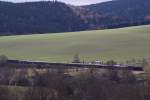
[7,59,143,71]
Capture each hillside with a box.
[84,0,150,29]
[0,25,150,62]
[0,1,87,35]
[0,0,150,35]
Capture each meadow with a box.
[0,25,150,62]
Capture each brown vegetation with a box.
[0,56,150,100]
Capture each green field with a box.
[0,25,150,62]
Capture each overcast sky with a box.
[54,0,111,5]
[3,0,112,5]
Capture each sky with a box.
[53,0,111,5]
[3,0,112,5]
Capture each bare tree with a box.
[143,60,150,85]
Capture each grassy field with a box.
[0,25,150,62]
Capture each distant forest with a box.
[0,0,150,35]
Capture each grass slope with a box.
[0,25,150,62]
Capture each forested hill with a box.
[0,1,88,35]
[0,0,150,35]
[83,0,150,29]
